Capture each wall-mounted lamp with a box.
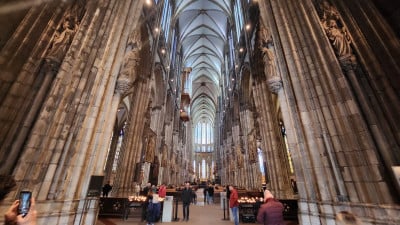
[246,24,251,30]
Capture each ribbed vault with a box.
[174,0,231,125]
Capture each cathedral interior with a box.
[0,0,399,224]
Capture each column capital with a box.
[339,54,357,72]
[267,76,283,94]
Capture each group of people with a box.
[229,185,361,225]
[203,184,215,204]
[140,182,166,225]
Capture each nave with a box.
[0,0,399,224]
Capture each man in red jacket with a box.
[158,183,166,198]
[256,190,284,225]
[229,185,239,225]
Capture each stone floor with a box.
[96,201,298,225]
[98,201,238,225]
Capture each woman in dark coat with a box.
[256,190,284,225]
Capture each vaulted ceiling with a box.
[174,0,231,125]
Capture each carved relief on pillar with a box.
[144,129,156,163]
[247,129,257,163]
[258,23,282,93]
[230,157,235,172]
[116,31,142,96]
[236,144,244,169]
[318,1,354,60]
[170,153,176,172]
[161,143,168,167]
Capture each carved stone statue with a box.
[161,144,168,167]
[325,19,352,57]
[247,132,257,163]
[319,1,352,58]
[259,26,276,77]
[145,135,155,163]
[116,31,142,95]
[259,24,282,93]
[46,15,77,64]
[236,145,244,168]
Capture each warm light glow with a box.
[239,48,244,52]
[246,24,251,30]
[154,27,159,33]
[145,0,152,6]
[161,48,166,54]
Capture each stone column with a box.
[258,0,400,224]
[0,3,83,175]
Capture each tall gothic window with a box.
[234,0,244,42]
[280,121,294,174]
[258,147,265,175]
[194,120,213,152]
[161,0,172,41]
[112,127,125,172]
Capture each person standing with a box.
[181,182,193,221]
[102,181,112,197]
[256,190,284,225]
[229,185,239,225]
[141,183,152,222]
[207,184,214,204]
[142,182,151,196]
[203,186,208,204]
[158,183,167,198]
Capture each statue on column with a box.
[247,131,257,163]
[236,145,244,168]
[259,24,282,93]
[144,134,155,163]
[161,144,168,167]
[259,25,276,77]
[116,30,142,96]
[45,11,79,69]
[319,1,353,58]
[325,19,352,57]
